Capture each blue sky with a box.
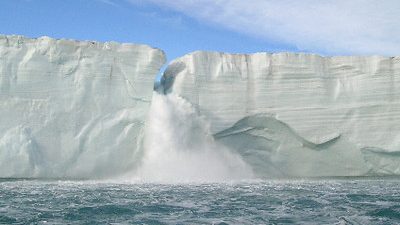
[1,0,399,60]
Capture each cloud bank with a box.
[135,0,400,56]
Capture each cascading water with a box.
[128,93,254,183]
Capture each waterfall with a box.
[129,93,254,183]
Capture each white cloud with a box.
[133,0,400,55]
[98,0,120,7]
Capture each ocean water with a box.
[0,179,399,224]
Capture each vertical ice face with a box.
[0,35,166,178]
[162,51,400,177]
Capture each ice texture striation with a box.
[2,34,400,179]
[162,51,400,177]
[0,35,165,178]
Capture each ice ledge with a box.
[166,50,398,65]
[0,34,166,56]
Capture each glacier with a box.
[161,51,400,177]
[0,35,165,178]
[2,34,400,180]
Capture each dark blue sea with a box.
[0,179,399,224]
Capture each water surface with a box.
[0,179,399,224]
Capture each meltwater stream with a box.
[128,93,253,183]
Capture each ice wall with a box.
[0,35,165,178]
[162,51,400,177]
[2,34,399,179]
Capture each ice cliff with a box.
[2,34,400,179]
[161,51,400,177]
[0,35,165,178]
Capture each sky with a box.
[1,0,399,61]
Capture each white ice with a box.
[0,35,165,178]
[162,51,400,177]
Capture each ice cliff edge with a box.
[0,35,166,178]
[2,34,400,179]
[161,51,400,177]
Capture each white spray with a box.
[130,93,253,183]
